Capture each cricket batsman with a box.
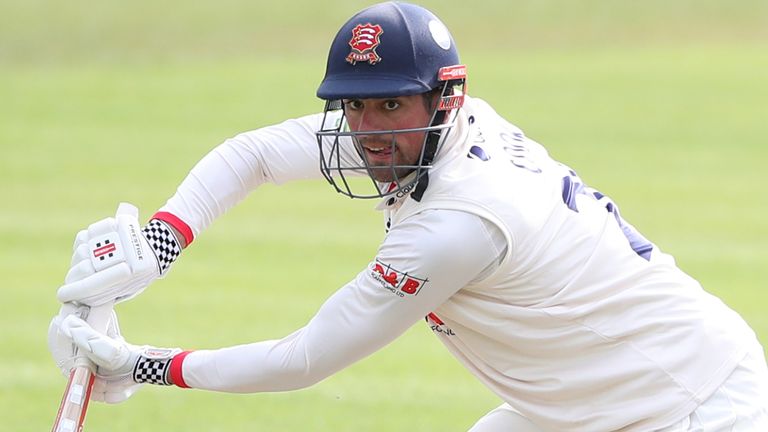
[48,2,768,430]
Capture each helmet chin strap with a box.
[411,172,428,202]
[411,97,450,202]
[411,110,446,202]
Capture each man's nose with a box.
[351,107,382,132]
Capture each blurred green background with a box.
[1,1,766,430]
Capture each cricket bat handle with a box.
[52,303,114,432]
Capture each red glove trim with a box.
[169,350,193,388]
[152,212,195,246]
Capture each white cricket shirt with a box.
[159,96,758,431]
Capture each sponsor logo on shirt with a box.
[384,181,417,209]
[426,312,455,336]
[370,258,428,297]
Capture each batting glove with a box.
[56,202,182,306]
[48,306,189,403]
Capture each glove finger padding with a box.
[72,229,89,253]
[64,255,96,285]
[88,216,118,238]
[60,314,134,374]
[48,303,82,375]
[70,238,90,268]
[48,305,122,376]
[58,263,134,305]
[115,202,139,221]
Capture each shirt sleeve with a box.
[157,113,326,238]
[178,209,506,392]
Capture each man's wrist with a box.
[131,348,193,388]
[151,212,194,248]
[168,351,193,388]
[141,220,182,275]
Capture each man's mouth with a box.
[365,145,392,154]
[361,141,395,160]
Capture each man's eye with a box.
[345,100,363,110]
[384,100,400,110]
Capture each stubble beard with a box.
[358,136,419,183]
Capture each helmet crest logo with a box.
[346,23,383,65]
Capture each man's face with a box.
[343,93,435,183]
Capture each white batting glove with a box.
[48,304,141,403]
[48,307,184,403]
[56,202,181,306]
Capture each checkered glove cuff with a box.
[141,219,181,276]
[132,348,182,386]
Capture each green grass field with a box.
[2,1,766,430]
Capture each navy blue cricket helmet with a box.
[315,2,467,200]
[317,1,460,100]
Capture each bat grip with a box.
[52,301,115,432]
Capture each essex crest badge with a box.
[346,23,383,65]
